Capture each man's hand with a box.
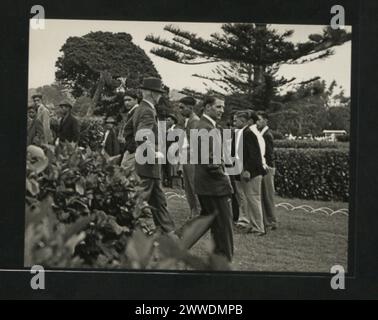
[241,170,251,182]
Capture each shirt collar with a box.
[128,103,139,114]
[261,126,269,135]
[203,114,217,128]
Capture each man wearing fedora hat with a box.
[56,100,80,144]
[132,77,175,234]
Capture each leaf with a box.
[75,179,85,195]
[125,229,155,268]
[26,178,40,196]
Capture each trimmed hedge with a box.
[274,148,349,202]
[275,140,349,150]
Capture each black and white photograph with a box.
[25,18,352,273]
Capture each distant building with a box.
[322,130,347,142]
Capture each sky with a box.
[28,19,352,96]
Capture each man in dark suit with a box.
[192,96,234,262]
[162,113,178,188]
[236,111,267,235]
[257,111,277,230]
[178,96,201,218]
[132,78,175,234]
[118,89,140,153]
[56,100,80,144]
[27,105,44,146]
[102,116,121,157]
[239,111,266,236]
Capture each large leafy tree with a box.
[56,31,161,115]
[270,80,350,135]
[146,23,351,110]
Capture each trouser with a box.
[197,195,234,262]
[262,166,277,227]
[162,163,172,187]
[230,177,240,222]
[238,175,265,233]
[138,177,175,233]
[121,151,139,182]
[182,164,201,217]
[234,180,249,224]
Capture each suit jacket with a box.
[194,116,233,196]
[120,105,139,154]
[241,128,266,179]
[178,113,200,160]
[58,113,80,143]
[132,100,160,179]
[36,104,53,143]
[185,113,200,135]
[104,129,120,157]
[27,118,44,146]
[262,128,275,167]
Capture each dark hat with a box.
[58,100,73,108]
[179,96,196,106]
[248,110,259,123]
[166,113,178,123]
[32,94,42,99]
[139,77,165,93]
[27,104,36,111]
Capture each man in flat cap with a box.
[178,96,201,218]
[32,94,53,144]
[56,100,80,144]
[132,77,175,234]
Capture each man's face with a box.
[33,97,42,107]
[233,116,247,129]
[123,95,137,111]
[166,117,175,129]
[60,105,69,116]
[28,108,36,119]
[256,115,267,130]
[178,103,192,118]
[206,98,224,122]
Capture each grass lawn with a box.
[165,188,349,273]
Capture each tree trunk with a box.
[86,71,106,117]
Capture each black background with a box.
[0,0,377,299]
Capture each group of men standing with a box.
[231,110,277,237]
[27,77,277,267]
[27,94,79,146]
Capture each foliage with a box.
[78,117,105,152]
[274,140,349,150]
[25,144,230,270]
[275,148,349,201]
[56,31,161,98]
[336,134,350,142]
[29,83,71,106]
[269,80,351,136]
[146,23,351,110]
